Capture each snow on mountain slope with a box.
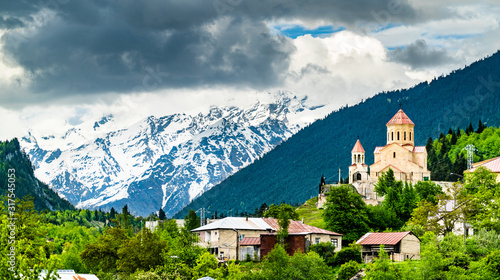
[21,91,331,217]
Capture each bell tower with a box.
[349,139,369,184]
[386,109,415,146]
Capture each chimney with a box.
[246,216,248,221]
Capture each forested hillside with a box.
[0,138,74,211]
[427,125,500,181]
[176,50,500,218]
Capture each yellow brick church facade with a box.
[349,109,431,186]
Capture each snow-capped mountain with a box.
[21,91,330,217]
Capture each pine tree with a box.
[158,208,166,220]
[476,119,485,133]
[466,122,474,135]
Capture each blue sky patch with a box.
[273,25,345,39]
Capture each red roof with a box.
[357,232,412,245]
[352,139,365,153]
[240,237,261,246]
[468,156,500,173]
[412,146,426,153]
[386,109,414,126]
[262,218,342,236]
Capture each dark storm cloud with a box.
[0,0,417,99]
[388,39,456,68]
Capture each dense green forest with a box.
[0,138,73,211]
[427,123,500,181]
[176,51,500,218]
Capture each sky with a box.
[1,0,499,139]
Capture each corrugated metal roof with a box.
[191,217,273,232]
[262,218,342,236]
[352,139,365,153]
[356,232,412,245]
[468,156,500,173]
[386,109,415,126]
[240,237,261,246]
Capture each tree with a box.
[158,208,166,221]
[263,203,299,220]
[308,242,336,266]
[332,245,362,266]
[184,209,200,231]
[323,185,369,244]
[81,227,129,273]
[337,260,360,280]
[414,181,444,205]
[117,227,167,274]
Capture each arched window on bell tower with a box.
[404,131,406,141]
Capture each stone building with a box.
[369,109,431,183]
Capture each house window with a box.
[393,152,396,158]
[424,176,429,181]
[315,238,320,244]
[404,131,406,140]
[409,132,412,141]
[397,131,400,140]
[391,132,394,141]
[331,238,338,248]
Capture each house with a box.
[191,217,342,261]
[465,155,500,182]
[356,231,420,263]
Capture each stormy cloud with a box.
[388,39,456,69]
[0,0,417,100]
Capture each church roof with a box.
[352,139,365,153]
[386,109,414,126]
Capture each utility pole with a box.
[338,167,342,184]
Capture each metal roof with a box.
[356,231,412,245]
[468,156,500,173]
[412,146,426,153]
[240,237,261,246]
[191,217,342,236]
[262,218,342,236]
[374,146,384,154]
[352,139,365,153]
[386,109,415,126]
[191,217,273,232]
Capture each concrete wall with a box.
[306,234,342,252]
[197,229,265,260]
[399,234,420,260]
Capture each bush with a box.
[308,242,337,266]
[337,260,360,280]
[333,246,362,266]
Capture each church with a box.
[349,109,431,187]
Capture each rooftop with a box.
[191,217,273,232]
[356,231,413,245]
[352,139,365,153]
[386,109,414,126]
[468,156,500,173]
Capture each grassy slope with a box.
[296,196,327,229]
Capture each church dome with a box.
[386,109,414,126]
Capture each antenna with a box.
[463,144,477,170]
[196,208,209,226]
